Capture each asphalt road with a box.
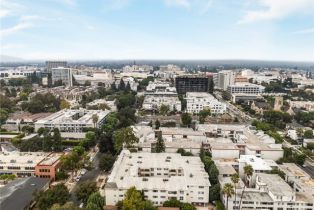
[302,160,314,179]
[70,152,102,206]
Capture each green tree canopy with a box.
[75,181,98,204]
[113,127,139,152]
[85,192,105,210]
[99,153,116,172]
[304,130,313,139]
[35,184,70,210]
[181,113,192,127]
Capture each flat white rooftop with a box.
[106,150,210,191]
[35,109,109,125]
[239,155,272,171]
[0,152,48,168]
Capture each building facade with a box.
[216,70,236,91]
[51,67,73,87]
[35,153,62,181]
[175,76,209,94]
[105,150,210,206]
[46,60,67,73]
[185,92,226,114]
[34,109,109,132]
[227,83,265,94]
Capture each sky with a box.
[1,0,314,61]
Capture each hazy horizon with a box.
[1,0,314,61]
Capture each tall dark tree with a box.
[154,133,165,153]
[53,128,62,151]
[119,79,125,90]
[208,77,214,93]
[125,82,131,92]
[155,119,160,129]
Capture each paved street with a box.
[70,152,102,206]
[303,160,314,178]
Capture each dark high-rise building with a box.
[45,61,67,73]
[175,75,209,94]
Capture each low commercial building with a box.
[186,92,226,114]
[35,153,62,181]
[227,83,265,94]
[105,150,210,206]
[34,109,109,132]
[231,93,263,103]
[4,112,52,131]
[0,152,61,180]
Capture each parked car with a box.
[80,169,87,175]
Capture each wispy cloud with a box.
[1,15,39,36]
[294,28,314,34]
[1,22,33,36]
[238,0,314,24]
[0,0,23,18]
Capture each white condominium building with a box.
[216,70,236,90]
[51,67,73,87]
[186,92,226,114]
[105,150,210,206]
[142,81,181,112]
[227,83,265,94]
[142,96,181,112]
[34,109,109,132]
[223,173,314,210]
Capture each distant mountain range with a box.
[0,55,24,62]
[0,55,313,70]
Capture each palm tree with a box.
[92,114,99,128]
[231,173,240,209]
[223,183,235,210]
[243,164,253,187]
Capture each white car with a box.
[81,169,87,175]
[75,175,81,182]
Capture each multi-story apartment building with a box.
[227,83,265,94]
[143,81,181,112]
[51,67,73,87]
[45,60,67,73]
[105,150,210,206]
[216,70,236,91]
[34,109,109,132]
[185,92,226,114]
[222,173,314,210]
[175,75,209,94]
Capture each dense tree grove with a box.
[163,198,196,210]
[21,93,61,113]
[75,181,98,204]
[99,153,116,171]
[34,184,70,210]
[120,187,156,210]
[262,110,292,129]
[200,148,220,201]
[277,147,306,165]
